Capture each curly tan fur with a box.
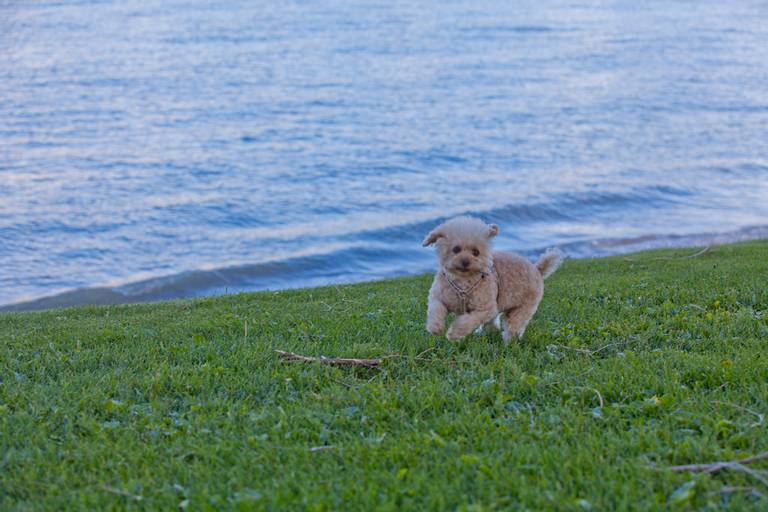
[423,216,563,343]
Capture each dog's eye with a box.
[452,246,461,254]
[472,248,480,257]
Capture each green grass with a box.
[1,241,767,511]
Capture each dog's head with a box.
[422,216,498,275]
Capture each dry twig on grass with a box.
[276,346,441,368]
[413,346,437,360]
[624,245,711,262]
[667,452,768,487]
[548,338,634,358]
[713,486,766,500]
[668,451,768,473]
[711,400,765,428]
[543,366,595,387]
[101,485,144,501]
[574,385,605,408]
[309,445,336,452]
[275,350,391,368]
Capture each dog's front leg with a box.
[447,308,497,341]
[426,297,448,336]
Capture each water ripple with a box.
[1,0,767,308]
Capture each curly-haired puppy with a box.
[423,216,562,343]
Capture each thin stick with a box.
[667,245,711,260]
[714,486,766,499]
[101,485,144,501]
[592,340,632,355]
[526,402,536,429]
[544,366,595,387]
[550,344,594,355]
[712,400,765,428]
[668,451,768,474]
[309,445,336,452]
[549,339,632,358]
[331,379,354,389]
[276,350,383,368]
[575,386,604,408]
[732,463,768,487]
[624,245,711,262]
[414,346,437,360]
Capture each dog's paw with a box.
[426,323,443,336]
[446,326,466,342]
[476,317,500,335]
[501,328,525,345]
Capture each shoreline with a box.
[3,233,767,314]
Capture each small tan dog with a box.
[423,216,562,343]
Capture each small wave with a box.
[3,223,767,312]
[352,184,693,245]
[459,25,555,34]
[1,178,753,311]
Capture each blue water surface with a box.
[1,0,767,309]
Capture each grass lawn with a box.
[1,241,767,510]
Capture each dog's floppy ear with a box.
[487,224,499,238]
[422,226,445,246]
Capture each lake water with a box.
[1,0,767,311]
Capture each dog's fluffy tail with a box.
[535,248,564,279]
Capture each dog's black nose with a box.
[460,258,470,268]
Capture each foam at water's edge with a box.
[3,224,766,312]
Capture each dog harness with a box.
[442,265,499,314]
